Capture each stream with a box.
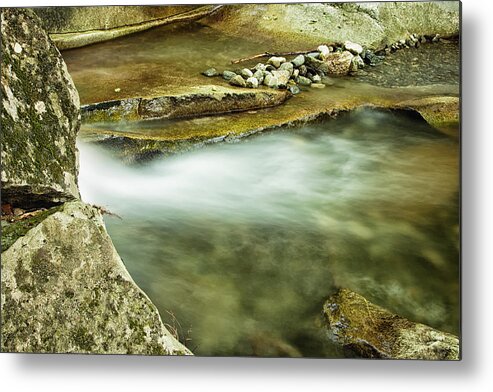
[78,108,459,357]
[66,20,460,357]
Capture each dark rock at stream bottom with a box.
[323,288,459,360]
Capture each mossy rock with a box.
[1,200,192,355]
[1,8,80,208]
[323,288,460,360]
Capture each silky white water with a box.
[78,109,459,357]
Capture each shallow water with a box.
[78,108,460,357]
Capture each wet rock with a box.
[271,70,291,88]
[311,83,325,89]
[253,63,267,72]
[229,74,247,87]
[1,201,192,355]
[297,76,312,86]
[432,33,441,42]
[344,40,363,55]
[323,288,459,360]
[364,50,384,66]
[324,50,354,75]
[304,55,329,74]
[263,73,279,88]
[292,69,300,78]
[298,64,308,76]
[1,9,80,209]
[246,77,259,88]
[291,54,305,67]
[252,70,264,84]
[37,5,220,50]
[309,74,322,83]
[279,61,294,75]
[318,44,331,60]
[288,85,301,95]
[350,55,365,72]
[202,67,218,77]
[240,68,253,79]
[307,51,320,59]
[267,56,286,68]
[222,70,236,80]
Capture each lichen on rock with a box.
[1,201,191,355]
[323,288,460,360]
[1,8,80,208]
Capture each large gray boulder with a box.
[1,201,191,355]
[323,288,459,360]
[203,2,459,50]
[1,8,80,208]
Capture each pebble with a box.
[298,65,307,76]
[222,70,236,80]
[114,88,121,92]
[351,55,365,70]
[291,54,305,67]
[288,85,301,95]
[310,74,322,83]
[292,69,300,78]
[240,68,253,79]
[202,67,218,77]
[311,83,326,89]
[318,45,331,60]
[253,70,264,84]
[307,52,320,59]
[297,76,312,86]
[432,34,441,42]
[279,62,294,74]
[229,75,246,87]
[254,63,267,72]
[267,56,287,68]
[263,73,279,88]
[246,77,259,88]
[271,70,291,87]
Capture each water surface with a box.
[79,108,460,357]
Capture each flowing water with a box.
[78,108,460,357]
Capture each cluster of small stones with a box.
[378,33,444,55]
[201,41,383,95]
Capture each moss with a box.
[1,205,62,252]
[72,327,95,351]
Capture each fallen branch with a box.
[230,43,340,64]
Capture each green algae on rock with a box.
[1,8,80,208]
[1,201,192,355]
[323,288,459,360]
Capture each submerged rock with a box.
[202,67,218,77]
[1,201,192,355]
[1,9,80,208]
[323,288,459,360]
[288,85,300,95]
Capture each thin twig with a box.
[230,43,340,64]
